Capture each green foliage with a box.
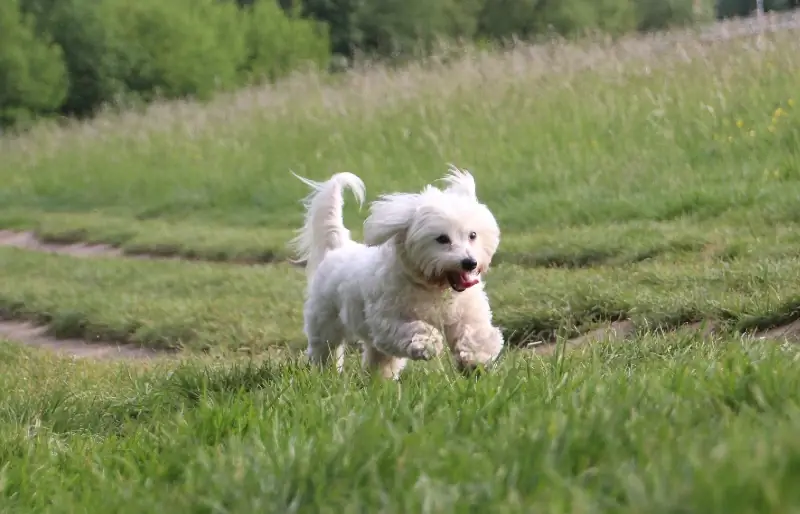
[355,0,481,58]
[476,0,546,41]
[539,0,638,36]
[477,0,704,41]
[636,0,700,31]
[19,0,129,117]
[716,0,799,18]
[114,0,247,102]
[299,0,481,59]
[6,0,797,130]
[299,0,713,59]
[0,0,67,127]
[290,0,363,57]
[8,0,331,125]
[241,1,330,83]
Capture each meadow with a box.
[1,14,800,512]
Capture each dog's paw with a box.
[455,348,499,371]
[452,326,504,372]
[408,331,443,361]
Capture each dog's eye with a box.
[435,235,451,245]
[468,231,477,241]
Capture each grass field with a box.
[1,15,800,512]
[2,338,800,512]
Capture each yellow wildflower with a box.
[736,119,744,128]
[789,99,795,108]
[774,107,785,118]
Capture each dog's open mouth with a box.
[446,271,480,292]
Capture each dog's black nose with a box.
[461,257,478,271]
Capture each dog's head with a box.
[363,165,500,292]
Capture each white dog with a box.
[290,166,504,379]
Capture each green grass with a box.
[2,16,800,513]
[3,337,800,512]
[1,23,799,255]
[2,243,800,353]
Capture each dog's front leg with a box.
[369,319,444,361]
[445,322,504,373]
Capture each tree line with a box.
[1,0,797,130]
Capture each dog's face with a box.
[363,166,500,292]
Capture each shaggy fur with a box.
[290,166,504,379]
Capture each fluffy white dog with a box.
[290,166,504,379]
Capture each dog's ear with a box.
[363,193,418,246]
[440,164,477,199]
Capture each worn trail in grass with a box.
[3,243,800,356]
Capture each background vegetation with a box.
[2,0,797,130]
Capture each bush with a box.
[476,0,546,41]
[477,0,639,41]
[355,0,481,59]
[19,0,130,117]
[636,0,699,31]
[541,0,638,36]
[241,1,330,83]
[716,0,799,18]
[0,0,67,127]
[114,0,248,102]
[298,0,480,59]
[10,0,332,124]
[314,0,703,55]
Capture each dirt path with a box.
[3,315,799,362]
[0,320,165,360]
[0,229,306,266]
[0,230,125,258]
[2,229,800,361]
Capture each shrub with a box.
[298,0,480,59]
[241,1,330,83]
[476,0,547,41]
[716,0,799,18]
[293,0,366,58]
[541,0,638,36]
[114,0,248,102]
[477,0,639,41]
[19,0,129,117]
[355,0,481,59]
[0,0,67,127]
[636,0,700,31]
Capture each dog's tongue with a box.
[457,272,480,289]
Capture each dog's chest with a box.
[407,291,459,325]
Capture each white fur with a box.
[290,165,504,379]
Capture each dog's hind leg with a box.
[305,314,346,373]
[307,335,345,373]
[361,344,407,380]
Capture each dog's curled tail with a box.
[290,171,366,278]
